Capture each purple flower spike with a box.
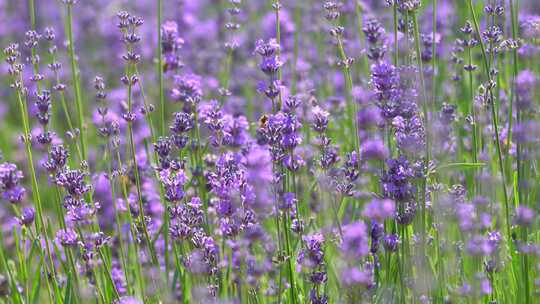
[18,207,35,226]
[0,162,26,204]
[362,198,395,221]
[56,229,79,247]
[341,221,369,259]
[514,206,535,227]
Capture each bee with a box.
[258,114,269,128]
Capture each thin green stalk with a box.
[59,229,81,299]
[432,0,437,105]
[520,226,530,304]
[103,142,132,296]
[191,110,209,227]
[13,80,61,302]
[96,242,121,301]
[274,0,283,109]
[117,31,158,295]
[157,0,165,135]
[399,224,406,304]
[24,8,63,299]
[332,196,344,238]
[220,49,234,102]
[272,3,289,302]
[0,235,24,304]
[355,3,370,77]
[114,148,146,297]
[467,0,510,238]
[121,27,160,277]
[336,36,360,155]
[28,0,36,30]
[411,12,430,162]
[508,1,528,302]
[65,3,87,160]
[508,0,521,200]
[393,3,399,66]
[291,3,301,94]
[47,40,84,161]
[283,212,297,304]
[72,225,116,301]
[28,0,42,94]
[126,99,159,268]
[411,13,430,292]
[218,0,238,104]
[134,61,171,285]
[467,48,478,164]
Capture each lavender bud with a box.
[18,207,35,226]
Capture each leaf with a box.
[64,276,72,304]
[31,258,42,304]
[171,268,179,291]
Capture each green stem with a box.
[467,47,478,165]
[411,12,430,162]
[48,39,84,161]
[467,0,510,238]
[431,0,437,105]
[355,3,370,77]
[65,3,87,160]
[393,3,399,66]
[411,14,429,287]
[13,80,61,302]
[508,2,528,302]
[115,149,146,297]
[283,212,297,304]
[336,36,360,155]
[122,25,161,269]
[157,0,165,135]
[274,0,283,110]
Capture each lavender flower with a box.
[392,114,425,154]
[383,234,400,252]
[0,162,26,204]
[44,145,69,173]
[311,106,330,133]
[341,221,369,259]
[514,206,535,227]
[171,74,203,107]
[55,169,92,198]
[363,19,387,61]
[0,2,537,302]
[56,228,79,247]
[159,167,187,203]
[362,198,396,222]
[161,21,184,72]
[381,156,416,203]
[361,138,388,161]
[255,39,283,101]
[18,207,35,226]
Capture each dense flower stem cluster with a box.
[4,42,62,302]
[1,1,540,303]
[118,11,160,270]
[467,0,510,239]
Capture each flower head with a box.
[18,207,35,226]
[341,221,369,259]
[56,229,79,247]
[0,162,25,204]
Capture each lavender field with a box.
[1,0,539,303]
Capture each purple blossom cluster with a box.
[0,0,539,303]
